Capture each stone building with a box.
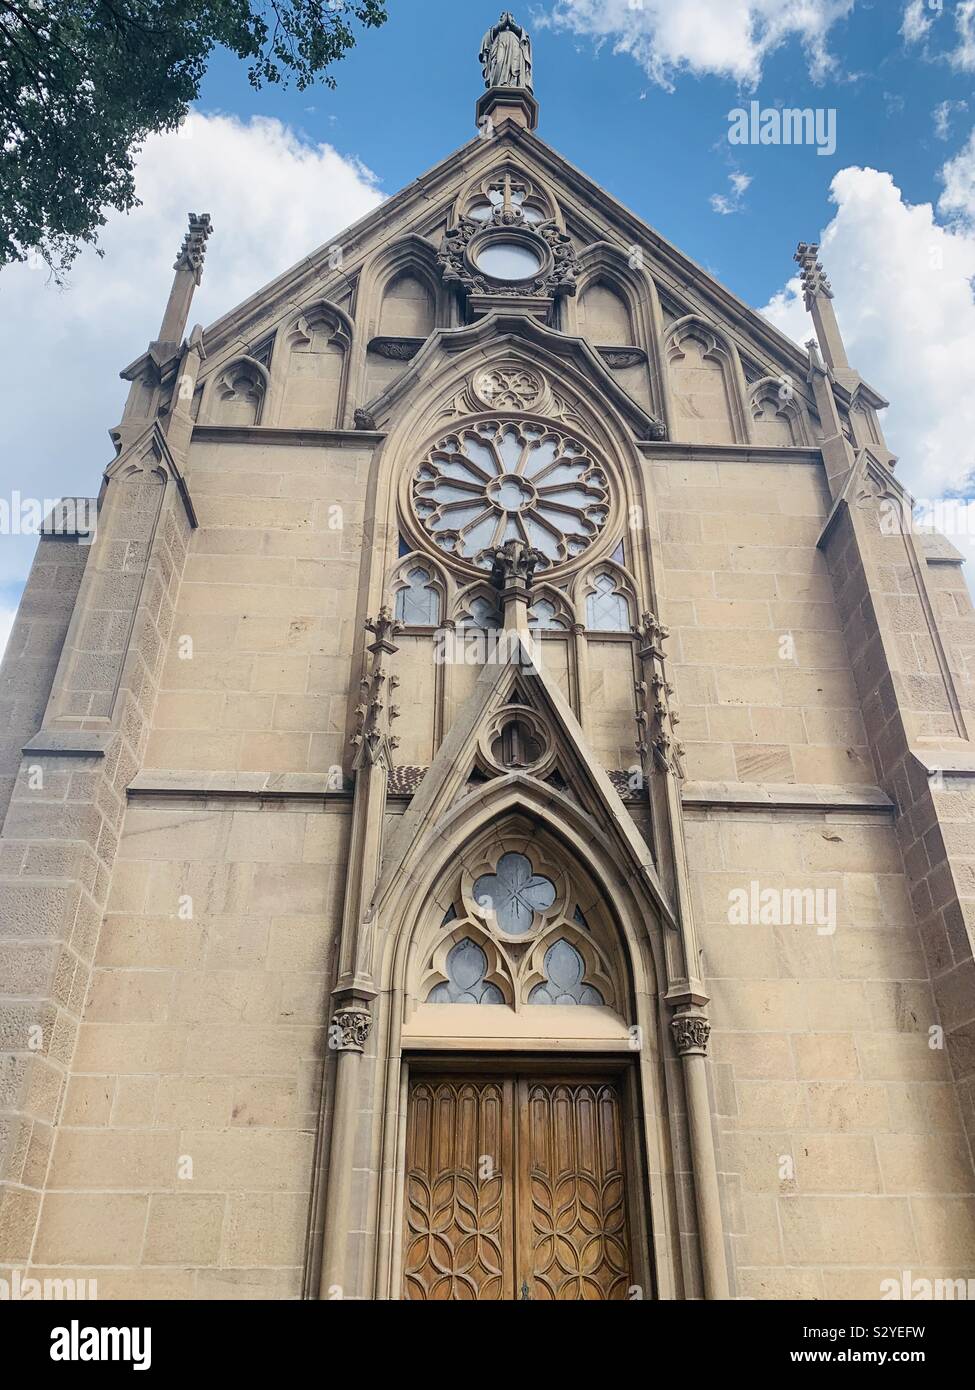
[1,16,974,1301]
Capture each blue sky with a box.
[3,1,975,649]
[195,0,971,306]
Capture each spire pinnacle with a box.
[156,212,213,352]
[794,240,848,371]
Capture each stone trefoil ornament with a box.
[480,11,533,90]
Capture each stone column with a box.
[670,1010,729,1300]
[634,611,730,1298]
[319,1002,372,1299]
[315,609,401,1298]
[488,538,544,635]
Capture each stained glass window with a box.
[427,939,504,1004]
[414,422,610,570]
[395,567,441,626]
[462,595,502,630]
[587,574,630,632]
[528,598,567,630]
[528,939,604,1006]
[473,852,556,935]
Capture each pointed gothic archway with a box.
[362,767,682,1301]
[394,813,651,1301]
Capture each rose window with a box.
[413,420,610,570]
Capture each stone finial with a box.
[154,213,214,352]
[174,213,213,285]
[488,538,544,595]
[635,611,685,778]
[352,608,403,764]
[795,242,833,310]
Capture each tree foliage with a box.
[0,1,388,279]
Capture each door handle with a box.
[519,1280,532,1301]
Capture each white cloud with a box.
[543,0,855,87]
[710,170,752,214]
[939,129,975,222]
[761,160,975,503]
[901,0,935,45]
[934,99,968,140]
[0,112,384,590]
[952,0,975,70]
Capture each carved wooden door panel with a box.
[403,1078,514,1300]
[403,1074,635,1300]
[518,1080,633,1300]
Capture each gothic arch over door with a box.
[373,812,664,1301]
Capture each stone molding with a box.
[681,780,895,815]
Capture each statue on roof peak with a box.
[480,12,533,92]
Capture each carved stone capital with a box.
[671,1010,711,1057]
[329,1007,371,1053]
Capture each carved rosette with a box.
[330,1007,371,1053]
[670,1011,711,1057]
[472,364,545,411]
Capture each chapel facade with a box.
[1,16,974,1301]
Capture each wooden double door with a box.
[402,1070,637,1300]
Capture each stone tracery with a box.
[412,418,611,571]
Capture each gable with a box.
[178,123,833,422]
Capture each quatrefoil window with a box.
[473,852,556,935]
[413,421,610,570]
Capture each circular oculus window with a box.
[474,239,543,281]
